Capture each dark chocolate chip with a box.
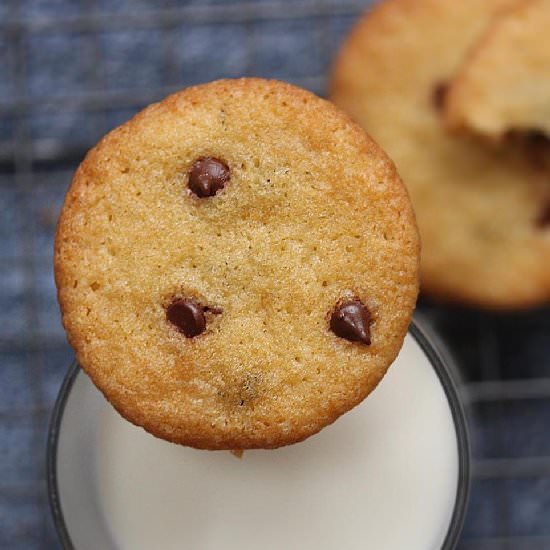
[188,157,230,197]
[523,131,550,169]
[523,130,550,149]
[432,82,448,111]
[536,201,550,228]
[167,297,206,337]
[505,129,550,170]
[330,299,372,345]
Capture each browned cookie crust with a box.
[55,78,419,449]
[445,0,550,141]
[332,0,550,309]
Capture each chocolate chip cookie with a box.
[445,0,550,141]
[55,78,419,449]
[331,0,550,308]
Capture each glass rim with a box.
[47,317,471,550]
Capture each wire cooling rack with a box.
[1,1,549,548]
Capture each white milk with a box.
[92,334,459,550]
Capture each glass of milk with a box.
[47,319,470,550]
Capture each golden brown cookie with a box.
[445,0,550,141]
[331,0,550,308]
[55,78,419,449]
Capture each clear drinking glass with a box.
[48,319,470,550]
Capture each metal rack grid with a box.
[0,1,549,548]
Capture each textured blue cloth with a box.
[1,1,549,548]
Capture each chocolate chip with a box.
[505,129,550,170]
[523,130,550,149]
[523,131,550,169]
[330,299,372,345]
[536,201,550,228]
[432,82,448,111]
[167,297,206,337]
[188,157,230,197]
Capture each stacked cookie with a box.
[55,78,419,449]
[445,0,550,141]
[332,0,550,308]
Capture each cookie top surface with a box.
[55,78,419,449]
[445,0,550,140]
[331,0,550,308]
